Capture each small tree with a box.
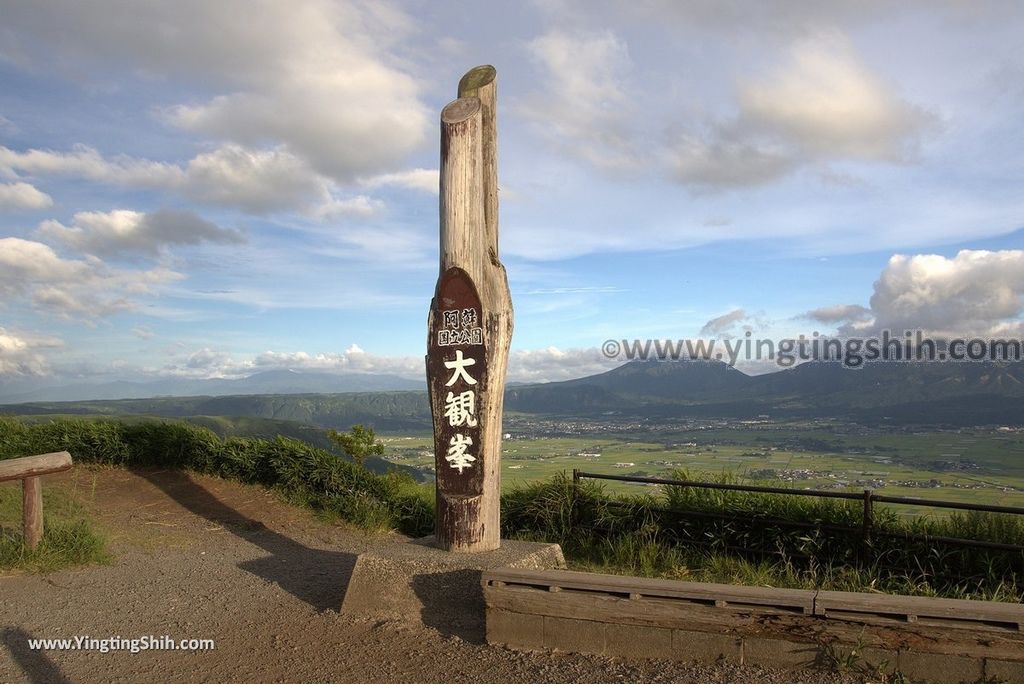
[328,424,384,469]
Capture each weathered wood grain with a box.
[429,66,512,552]
[0,451,73,483]
[22,475,43,550]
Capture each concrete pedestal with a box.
[339,536,564,639]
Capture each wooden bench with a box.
[0,451,73,549]
[482,567,1024,681]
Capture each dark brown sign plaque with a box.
[427,266,487,497]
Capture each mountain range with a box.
[0,370,424,404]
[2,359,1022,428]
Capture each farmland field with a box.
[381,420,1024,516]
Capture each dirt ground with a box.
[1,467,860,683]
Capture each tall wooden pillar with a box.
[427,66,512,552]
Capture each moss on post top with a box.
[458,65,496,97]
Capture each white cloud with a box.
[865,249,1024,337]
[0,143,373,216]
[0,237,182,318]
[508,346,620,383]
[673,32,932,189]
[142,344,623,384]
[0,327,62,377]
[802,304,873,325]
[1,1,430,182]
[252,348,421,376]
[0,181,53,210]
[39,208,243,257]
[737,32,931,161]
[309,195,384,220]
[700,309,749,336]
[182,145,334,214]
[523,30,638,171]
[0,144,182,187]
[360,168,439,194]
[808,250,1024,338]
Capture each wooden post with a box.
[23,476,43,550]
[861,488,874,566]
[427,65,512,552]
[0,451,73,550]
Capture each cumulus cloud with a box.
[865,249,1024,337]
[0,327,62,377]
[807,250,1024,338]
[39,208,243,258]
[0,143,376,216]
[147,344,622,384]
[0,181,53,210]
[0,144,181,187]
[523,30,638,171]
[673,32,932,189]
[181,145,335,214]
[738,33,931,161]
[0,1,429,182]
[507,346,620,383]
[0,237,182,318]
[360,168,439,195]
[152,344,423,380]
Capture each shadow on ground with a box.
[136,469,356,613]
[410,569,486,644]
[2,627,71,684]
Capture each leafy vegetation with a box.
[0,476,108,572]
[3,415,1022,600]
[501,472,1024,601]
[0,417,433,537]
[328,424,385,469]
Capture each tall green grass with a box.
[0,479,108,572]
[0,417,434,536]
[501,472,1024,601]
[4,416,1022,600]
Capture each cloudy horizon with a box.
[1,1,1022,394]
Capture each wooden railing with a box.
[0,451,73,549]
[572,469,1024,558]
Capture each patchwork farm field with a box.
[381,423,1024,515]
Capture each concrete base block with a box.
[985,658,1024,682]
[604,623,673,660]
[545,616,606,653]
[743,637,821,669]
[673,630,742,665]
[340,535,564,637]
[898,651,984,684]
[488,609,545,650]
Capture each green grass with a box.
[0,416,435,538]
[380,426,1024,511]
[501,473,1024,602]
[0,480,108,573]
[4,416,1022,600]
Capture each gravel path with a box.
[1,467,861,683]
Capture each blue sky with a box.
[0,0,1022,389]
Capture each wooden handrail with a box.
[0,451,73,549]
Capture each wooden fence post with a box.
[23,476,43,550]
[0,451,74,550]
[427,65,512,552]
[861,488,874,565]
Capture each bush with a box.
[0,417,433,536]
